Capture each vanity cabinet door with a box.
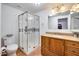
[41,36,49,55]
[65,41,79,56]
[49,39,64,56]
[41,36,58,56]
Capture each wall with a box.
[36,10,49,35]
[0,3,1,55]
[1,4,23,44]
[36,9,72,35]
[48,16,58,29]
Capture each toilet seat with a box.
[7,44,18,50]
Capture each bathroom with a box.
[0,3,79,56]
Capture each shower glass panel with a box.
[22,13,28,52]
[18,12,40,54]
[18,15,23,49]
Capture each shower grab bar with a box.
[24,28,39,32]
[19,28,39,32]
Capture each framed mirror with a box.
[71,12,79,30]
[48,11,70,30]
[48,11,79,31]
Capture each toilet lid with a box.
[7,44,18,50]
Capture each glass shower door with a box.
[33,15,40,47]
[18,13,28,52]
[27,14,40,53]
[18,15,23,49]
[22,13,28,52]
[27,14,35,53]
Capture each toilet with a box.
[3,34,18,56]
[7,44,18,56]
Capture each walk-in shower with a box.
[18,11,40,54]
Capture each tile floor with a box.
[16,48,26,56]
[16,46,41,56]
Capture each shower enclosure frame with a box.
[18,11,40,54]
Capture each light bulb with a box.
[60,6,67,12]
[71,4,79,12]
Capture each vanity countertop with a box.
[46,32,74,36]
[41,34,79,42]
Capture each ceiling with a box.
[3,3,74,13]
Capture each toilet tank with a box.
[4,34,15,45]
[7,36,15,45]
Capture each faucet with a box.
[73,32,79,38]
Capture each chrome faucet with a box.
[73,32,79,38]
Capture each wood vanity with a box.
[41,34,79,56]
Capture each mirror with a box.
[71,12,79,30]
[48,11,79,30]
[48,11,69,30]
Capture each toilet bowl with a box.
[2,34,18,56]
[7,44,18,56]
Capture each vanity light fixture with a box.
[59,5,67,12]
[74,4,79,12]
[51,9,57,15]
[71,3,79,12]
[50,3,79,16]
[51,4,60,15]
[50,8,58,16]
